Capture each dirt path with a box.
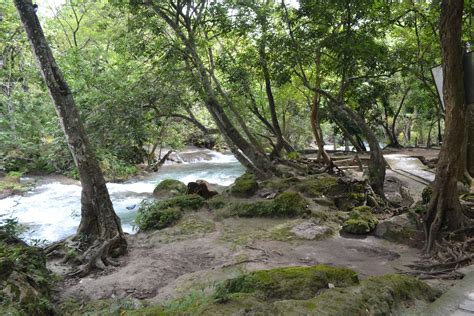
[54,212,419,305]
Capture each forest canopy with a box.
[2,0,471,179]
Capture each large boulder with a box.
[153,179,187,198]
[342,206,378,234]
[135,195,205,231]
[230,173,258,198]
[374,213,418,244]
[187,180,218,200]
[290,222,333,240]
[228,191,309,218]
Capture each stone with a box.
[374,213,417,243]
[290,222,332,240]
[230,173,258,197]
[187,180,218,200]
[342,206,378,234]
[153,179,187,198]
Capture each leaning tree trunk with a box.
[14,0,127,269]
[423,0,467,253]
[311,53,332,166]
[332,102,385,196]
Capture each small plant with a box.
[0,217,26,237]
[6,171,23,178]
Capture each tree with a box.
[139,0,277,178]
[423,0,470,253]
[13,0,127,275]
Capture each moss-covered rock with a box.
[342,206,378,234]
[230,173,258,197]
[291,274,440,315]
[153,179,187,198]
[135,195,205,231]
[374,213,418,244]
[0,233,54,315]
[78,272,438,316]
[159,194,205,211]
[228,191,308,218]
[261,177,301,191]
[135,204,182,231]
[214,265,359,302]
[294,175,339,198]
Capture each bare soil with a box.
[52,212,419,306]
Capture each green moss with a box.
[228,192,308,218]
[214,265,358,302]
[153,179,187,197]
[272,191,308,215]
[59,297,146,316]
[159,194,205,211]
[207,194,227,210]
[135,205,182,231]
[342,206,378,234]
[261,177,301,191]
[135,195,205,231]
[0,233,54,315]
[230,173,258,197]
[304,274,440,315]
[294,175,339,197]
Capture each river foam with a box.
[0,151,243,244]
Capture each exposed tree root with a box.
[45,233,123,278]
[403,223,474,278]
[274,157,345,177]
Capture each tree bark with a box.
[149,4,276,178]
[337,103,386,196]
[424,0,468,253]
[468,103,474,178]
[311,53,332,166]
[14,0,126,258]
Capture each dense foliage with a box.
[1,1,471,177]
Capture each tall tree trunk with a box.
[186,41,275,178]
[258,31,290,156]
[14,0,126,263]
[311,53,332,166]
[337,104,386,196]
[468,103,474,178]
[389,87,410,148]
[424,0,467,253]
[150,4,276,178]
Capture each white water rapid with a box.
[0,149,244,244]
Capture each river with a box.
[0,149,244,244]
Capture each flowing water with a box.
[0,149,244,243]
